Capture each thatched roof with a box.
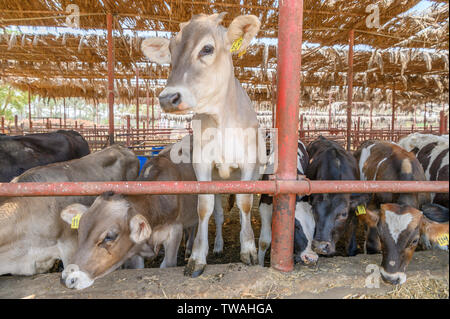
[0,0,448,110]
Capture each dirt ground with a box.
[0,195,448,299]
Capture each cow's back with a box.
[0,131,90,182]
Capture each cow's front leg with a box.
[213,194,224,255]
[237,193,258,265]
[185,193,215,277]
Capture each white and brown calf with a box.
[360,202,448,285]
[61,155,198,290]
[354,140,430,254]
[142,13,264,277]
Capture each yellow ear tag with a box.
[71,214,81,229]
[355,205,366,216]
[436,233,449,247]
[230,37,246,57]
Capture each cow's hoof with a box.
[184,259,206,278]
[240,250,258,265]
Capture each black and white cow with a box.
[258,140,318,265]
[306,136,369,256]
[0,130,90,182]
[398,133,449,207]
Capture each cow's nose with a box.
[312,240,333,255]
[159,92,181,110]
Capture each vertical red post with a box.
[146,85,150,131]
[126,115,131,147]
[439,110,445,135]
[328,92,332,130]
[14,115,18,131]
[346,29,354,151]
[391,84,395,139]
[152,94,155,131]
[271,0,303,273]
[107,13,115,145]
[136,67,140,130]
[63,98,67,128]
[370,102,373,131]
[1,116,4,134]
[299,114,304,139]
[28,86,32,132]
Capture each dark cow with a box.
[354,140,430,254]
[306,136,368,256]
[258,140,318,265]
[0,145,139,276]
[60,150,199,290]
[398,133,449,207]
[0,130,90,182]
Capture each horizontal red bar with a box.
[0,180,447,197]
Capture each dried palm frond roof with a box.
[0,0,446,48]
[0,0,448,110]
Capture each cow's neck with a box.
[197,74,256,131]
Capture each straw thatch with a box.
[0,0,448,111]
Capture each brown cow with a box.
[0,145,139,276]
[354,140,430,254]
[60,154,198,290]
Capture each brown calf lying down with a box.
[358,203,448,285]
[60,154,198,290]
[0,145,139,276]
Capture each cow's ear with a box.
[360,207,380,228]
[227,15,260,54]
[349,193,371,211]
[129,214,152,244]
[141,37,171,64]
[60,203,89,226]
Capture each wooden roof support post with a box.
[107,13,115,145]
[346,29,354,151]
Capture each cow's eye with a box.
[199,45,214,57]
[338,211,348,219]
[410,238,419,246]
[103,232,118,243]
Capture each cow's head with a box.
[311,193,369,256]
[364,203,423,285]
[420,203,449,251]
[141,13,260,114]
[60,192,152,290]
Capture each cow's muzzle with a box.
[312,240,335,256]
[380,267,407,285]
[61,264,94,290]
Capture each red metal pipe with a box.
[0,180,447,197]
[28,85,32,131]
[271,0,303,273]
[146,85,150,130]
[107,13,115,145]
[439,110,445,135]
[346,29,354,151]
[136,67,140,130]
[126,115,131,147]
[391,84,395,138]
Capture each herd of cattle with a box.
[0,130,448,289]
[0,13,448,292]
